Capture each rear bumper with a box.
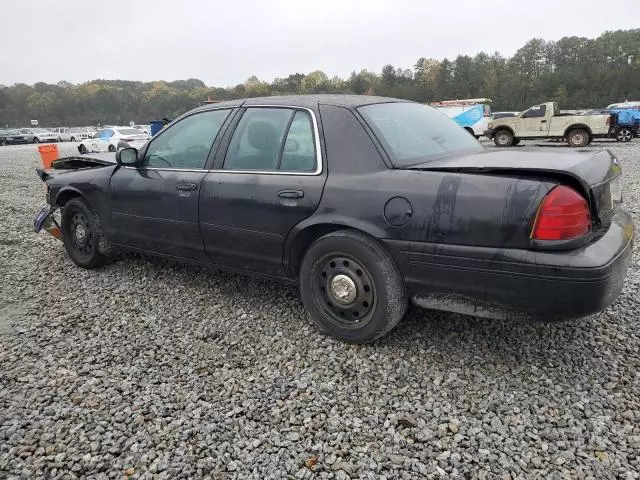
[385,210,634,321]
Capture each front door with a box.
[199,106,327,276]
[516,104,548,137]
[109,108,234,259]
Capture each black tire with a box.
[61,198,112,268]
[493,129,514,147]
[616,127,633,143]
[0,139,6,146]
[299,229,407,343]
[567,129,589,147]
[70,137,76,142]
[78,144,87,154]
[512,138,521,146]
[108,144,116,152]
[32,137,39,144]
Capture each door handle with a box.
[278,190,304,199]
[176,183,197,191]
[540,120,547,123]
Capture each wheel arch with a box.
[284,217,390,278]
[54,186,84,208]
[493,125,515,136]
[564,124,593,138]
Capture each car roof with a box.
[190,94,411,113]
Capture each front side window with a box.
[224,108,317,172]
[143,109,230,169]
[358,102,483,167]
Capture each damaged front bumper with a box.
[34,206,62,240]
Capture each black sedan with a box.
[33,95,634,343]
[0,128,29,145]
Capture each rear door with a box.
[199,105,326,276]
[109,108,234,259]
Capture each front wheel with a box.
[493,130,514,147]
[61,198,112,268]
[616,127,633,143]
[299,230,407,343]
[32,137,39,144]
[567,129,589,147]
[78,144,87,154]
[70,137,76,142]
[108,144,116,152]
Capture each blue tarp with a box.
[610,108,640,126]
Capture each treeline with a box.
[1,29,639,127]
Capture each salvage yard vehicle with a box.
[51,127,73,142]
[583,108,640,142]
[431,98,492,138]
[33,95,634,343]
[77,127,150,153]
[20,128,59,144]
[0,128,29,146]
[486,102,611,147]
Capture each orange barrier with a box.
[38,144,59,169]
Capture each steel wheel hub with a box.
[74,224,87,244]
[313,254,376,327]
[330,274,357,305]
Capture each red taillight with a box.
[531,186,591,241]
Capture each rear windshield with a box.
[358,102,483,166]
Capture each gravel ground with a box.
[0,140,639,480]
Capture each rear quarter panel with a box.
[298,104,555,264]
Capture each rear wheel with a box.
[78,144,87,154]
[70,137,76,142]
[32,137,39,144]
[61,198,112,268]
[0,139,6,146]
[108,144,116,152]
[567,129,589,147]
[616,127,633,143]
[494,129,514,147]
[299,230,407,344]
[58,137,63,143]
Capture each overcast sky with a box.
[1,0,638,87]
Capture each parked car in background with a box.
[34,95,633,344]
[51,127,73,142]
[77,127,150,153]
[133,124,151,135]
[607,101,640,109]
[583,108,640,142]
[0,128,29,145]
[20,128,59,143]
[491,111,519,120]
[486,102,611,147]
[431,98,492,138]
[70,127,91,140]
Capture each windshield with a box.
[358,102,483,166]
[117,128,144,135]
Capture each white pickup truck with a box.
[485,102,611,147]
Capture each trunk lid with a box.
[408,149,622,223]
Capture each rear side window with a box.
[224,108,317,172]
[358,102,483,166]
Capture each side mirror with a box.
[116,147,139,166]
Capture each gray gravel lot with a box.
[0,140,639,479]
